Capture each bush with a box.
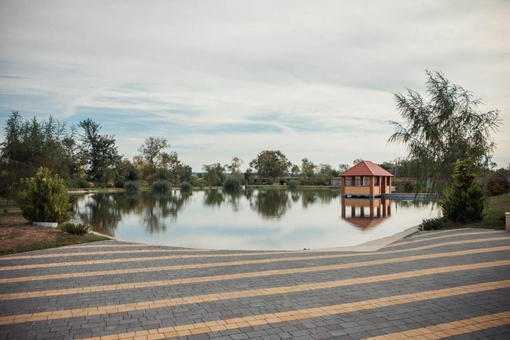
[421,217,449,230]
[60,222,90,235]
[288,180,300,190]
[440,159,486,223]
[75,178,90,189]
[16,167,71,223]
[223,177,242,193]
[403,181,415,193]
[124,180,141,195]
[487,175,510,196]
[180,181,193,193]
[151,180,170,194]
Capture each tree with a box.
[138,137,169,173]
[78,119,122,186]
[316,164,333,185]
[440,159,485,223]
[0,111,78,196]
[290,164,300,177]
[301,158,316,178]
[378,162,394,174]
[249,150,291,184]
[226,157,244,174]
[203,163,226,186]
[114,159,139,188]
[352,159,364,165]
[389,71,500,196]
[338,164,350,173]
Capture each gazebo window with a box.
[355,176,361,186]
[364,177,370,186]
[374,177,379,186]
[345,177,352,186]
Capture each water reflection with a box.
[341,198,391,229]
[71,190,438,250]
[340,198,432,229]
[203,189,224,208]
[248,190,291,219]
[72,191,191,235]
[72,194,122,236]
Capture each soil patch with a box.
[0,202,109,256]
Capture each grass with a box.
[0,233,111,256]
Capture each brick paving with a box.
[0,228,509,340]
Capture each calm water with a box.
[71,189,438,250]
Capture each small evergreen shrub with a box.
[60,222,90,235]
[421,217,449,230]
[440,159,486,223]
[124,180,141,195]
[180,182,192,193]
[151,180,170,194]
[16,167,71,223]
[223,177,242,193]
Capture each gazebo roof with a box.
[340,160,394,177]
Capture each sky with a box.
[0,0,509,172]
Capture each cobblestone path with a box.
[0,228,509,339]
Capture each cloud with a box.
[0,0,509,169]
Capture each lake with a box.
[71,189,439,250]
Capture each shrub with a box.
[288,180,300,190]
[75,178,89,189]
[403,181,415,193]
[440,159,486,223]
[223,177,242,193]
[60,222,90,235]
[180,181,193,193]
[421,217,449,230]
[487,175,510,196]
[16,167,71,223]
[151,180,170,194]
[124,180,141,195]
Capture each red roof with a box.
[340,160,393,177]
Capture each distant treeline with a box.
[1,111,508,196]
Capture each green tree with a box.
[138,137,169,174]
[114,159,139,187]
[203,163,226,186]
[338,163,350,173]
[78,119,122,186]
[301,158,316,179]
[316,164,333,185]
[290,164,300,177]
[0,111,78,196]
[440,159,485,223]
[16,167,71,223]
[389,71,500,196]
[250,150,291,185]
[162,152,191,185]
[226,157,244,174]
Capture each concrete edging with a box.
[314,225,420,252]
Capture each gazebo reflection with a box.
[341,198,391,229]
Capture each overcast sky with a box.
[1,0,508,171]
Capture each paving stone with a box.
[0,230,509,340]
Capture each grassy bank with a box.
[0,198,111,256]
[429,194,509,231]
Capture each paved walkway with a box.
[0,228,509,340]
